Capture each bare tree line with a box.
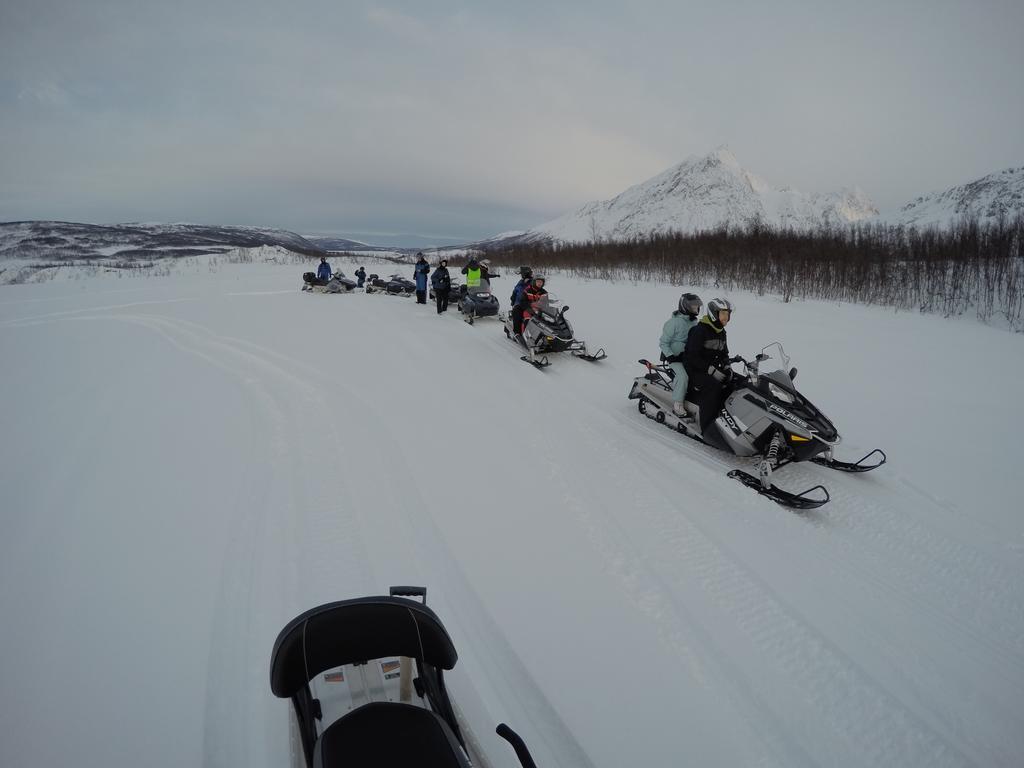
[484,216,1024,330]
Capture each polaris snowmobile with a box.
[628,342,885,509]
[364,273,416,296]
[502,294,606,368]
[457,279,500,325]
[302,272,358,293]
[270,586,542,768]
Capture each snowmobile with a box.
[502,294,606,368]
[430,281,462,302]
[364,274,416,296]
[457,278,500,325]
[302,272,358,293]
[627,342,885,509]
[270,586,542,768]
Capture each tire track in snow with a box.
[522,383,977,767]
[67,311,378,767]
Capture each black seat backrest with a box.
[270,597,458,699]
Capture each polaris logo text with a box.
[768,403,809,429]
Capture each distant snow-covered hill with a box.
[518,147,878,244]
[884,166,1024,228]
[0,221,326,262]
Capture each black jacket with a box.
[431,266,451,291]
[684,316,729,378]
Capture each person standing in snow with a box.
[414,253,430,304]
[659,293,702,418]
[355,266,366,287]
[315,256,332,285]
[431,258,452,314]
[684,298,734,432]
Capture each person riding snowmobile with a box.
[659,293,702,417]
[510,266,533,336]
[355,266,366,287]
[513,275,547,343]
[431,259,452,314]
[684,298,734,432]
[414,253,430,304]
[461,257,497,291]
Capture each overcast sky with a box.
[1,0,1022,242]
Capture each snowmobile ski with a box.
[572,347,607,362]
[727,469,830,510]
[522,354,550,369]
[810,448,887,472]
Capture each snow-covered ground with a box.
[1,254,1022,768]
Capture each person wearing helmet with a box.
[659,292,703,417]
[684,298,735,432]
[461,256,498,297]
[431,258,452,314]
[314,256,332,285]
[512,274,547,344]
[509,266,534,328]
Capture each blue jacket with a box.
[510,277,530,306]
[659,312,699,360]
[316,261,332,281]
[414,260,430,290]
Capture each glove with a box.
[665,354,682,364]
[729,355,742,364]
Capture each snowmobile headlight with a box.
[788,433,811,442]
[768,382,794,404]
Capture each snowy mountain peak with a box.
[524,148,878,243]
[884,166,1024,228]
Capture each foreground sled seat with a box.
[314,701,468,768]
[270,594,470,768]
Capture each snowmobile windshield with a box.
[759,342,791,375]
[532,295,561,319]
[468,278,491,294]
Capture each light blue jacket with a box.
[414,261,430,290]
[659,312,699,359]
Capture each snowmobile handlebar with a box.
[496,723,540,768]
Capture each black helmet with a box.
[678,292,702,316]
[519,265,533,278]
[707,297,734,324]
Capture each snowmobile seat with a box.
[314,702,469,768]
[270,596,458,699]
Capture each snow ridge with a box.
[524,147,879,243]
[883,166,1024,228]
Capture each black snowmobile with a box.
[365,273,416,296]
[628,342,885,509]
[270,586,542,768]
[457,277,500,325]
[430,281,462,302]
[502,294,606,368]
[302,271,358,293]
